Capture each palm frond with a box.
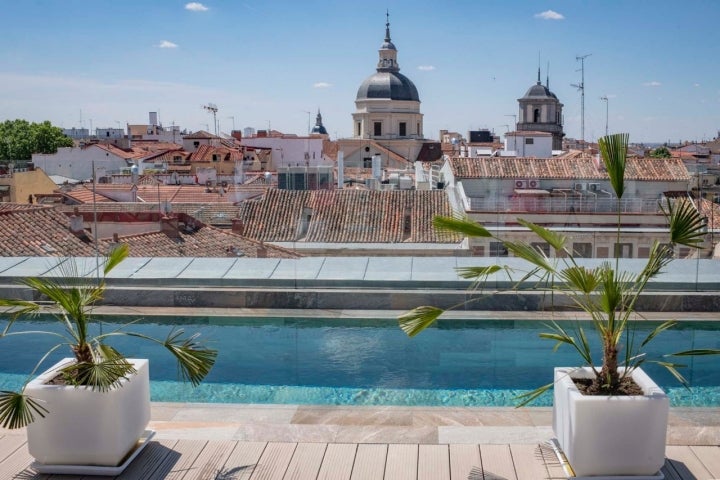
[59,359,136,392]
[503,241,556,274]
[652,361,689,388]
[517,219,567,251]
[163,330,218,387]
[669,349,720,356]
[0,391,48,430]
[558,265,600,295]
[598,133,629,198]
[515,382,553,407]
[455,265,503,280]
[432,215,493,238]
[640,320,677,347]
[103,243,129,275]
[662,198,707,249]
[398,306,444,337]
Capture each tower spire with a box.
[385,10,391,42]
[546,62,550,89]
[537,50,541,84]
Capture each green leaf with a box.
[0,391,48,429]
[163,330,218,387]
[670,349,720,356]
[433,215,493,238]
[515,382,553,407]
[662,198,707,249]
[517,219,567,251]
[59,359,136,392]
[398,306,444,337]
[503,241,555,274]
[640,320,676,347]
[558,265,600,295]
[598,133,629,198]
[455,265,503,280]
[103,243,130,275]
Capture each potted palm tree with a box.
[0,244,217,472]
[399,133,708,477]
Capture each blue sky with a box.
[1,0,719,144]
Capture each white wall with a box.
[240,137,329,170]
[504,134,553,158]
[32,146,130,181]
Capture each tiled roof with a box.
[183,130,219,140]
[114,220,299,258]
[697,197,720,231]
[449,156,690,181]
[238,189,458,243]
[60,185,115,204]
[130,141,183,152]
[56,202,241,227]
[93,143,148,160]
[189,144,243,163]
[0,204,99,257]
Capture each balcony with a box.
[468,196,662,215]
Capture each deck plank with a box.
[510,444,551,480]
[157,439,209,480]
[282,442,327,480]
[665,445,713,479]
[417,444,449,480]
[0,434,26,463]
[182,439,238,480]
[351,443,387,480]
[449,444,480,480]
[0,440,47,480]
[220,441,267,480]
[115,439,179,480]
[249,442,297,480]
[384,444,417,480]
[316,443,357,480]
[479,444,517,480]
[691,445,720,477]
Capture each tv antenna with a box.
[504,114,517,131]
[571,54,591,150]
[600,95,609,137]
[203,103,219,136]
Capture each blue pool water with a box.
[1,316,719,407]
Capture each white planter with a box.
[25,358,151,467]
[553,366,669,477]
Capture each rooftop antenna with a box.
[600,95,609,137]
[203,103,219,136]
[571,54,591,150]
[504,114,517,131]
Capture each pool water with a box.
[1,316,718,407]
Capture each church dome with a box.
[356,71,420,102]
[523,82,557,99]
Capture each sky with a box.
[1,0,719,145]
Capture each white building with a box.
[240,135,332,170]
[503,131,553,158]
[32,144,138,181]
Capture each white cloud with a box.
[693,83,701,87]
[158,40,178,49]
[185,2,208,11]
[313,82,333,88]
[417,65,436,71]
[642,81,661,87]
[535,10,564,20]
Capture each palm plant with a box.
[399,133,708,404]
[0,244,217,429]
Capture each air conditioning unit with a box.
[574,182,587,191]
[515,179,529,189]
[528,179,539,189]
[588,183,599,192]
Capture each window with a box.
[356,122,362,137]
[573,242,593,258]
[525,138,534,145]
[399,122,407,137]
[363,157,373,169]
[614,243,633,258]
[374,122,382,136]
[531,242,550,256]
[533,108,540,123]
[212,154,219,162]
[193,141,200,148]
[173,156,182,164]
[489,241,508,257]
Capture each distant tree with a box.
[650,146,671,158]
[0,119,73,162]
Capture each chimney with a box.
[69,208,84,235]
[256,242,267,258]
[231,218,245,235]
[113,232,119,243]
[231,130,242,141]
[161,215,181,238]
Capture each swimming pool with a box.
[1,315,718,407]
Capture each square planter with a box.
[24,358,151,467]
[553,366,669,477]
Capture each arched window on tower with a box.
[533,108,540,123]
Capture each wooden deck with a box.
[1,434,719,480]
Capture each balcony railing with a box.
[468,196,662,214]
